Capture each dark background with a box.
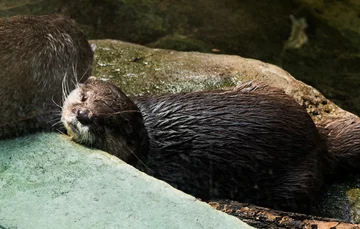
[1,0,360,115]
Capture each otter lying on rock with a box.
[3,13,359,217]
[62,77,328,213]
[0,15,94,138]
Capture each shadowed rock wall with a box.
[1,0,359,114]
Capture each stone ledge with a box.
[0,133,252,229]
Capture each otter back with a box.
[134,86,327,212]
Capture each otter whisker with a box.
[81,130,94,146]
[66,71,72,98]
[108,110,141,120]
[51,120,63,128]
[56,128,67,136]
[118,138,153,174]
[48,117,61,124]
[79,65,92,83]
[89,110,141,120]
[51,94,63,109]
[71,78,77,89]
[46,115,62,125]
[72,61,78,86]
[62,71,69,104]
[112,110,141,115]
[63,67,75,102]
[49,113,62,120]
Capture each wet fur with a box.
[62,79,327,213]
[0,15,93,138]
[318,118,360,174]
[61,78,148,166]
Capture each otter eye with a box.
[80,94,87,102]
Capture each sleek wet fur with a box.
[62,78,327,213]
[318,118,360,175]
[0,15,93,138]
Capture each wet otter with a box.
[62,77,327,213]
[0,15,94,138]
[318,118,360,174]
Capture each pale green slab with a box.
[0,133,252,229]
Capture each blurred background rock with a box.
[1,0,359,115]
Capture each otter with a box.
[318,118,360,174]
[0,15,94,138]
[62,77,327,213]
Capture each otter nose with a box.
[76,109,92,125]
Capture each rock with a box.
[90,39,360,222]
[2,0,359,114]
[297,0,360,48]
[1,1,359,226]
[90,39,356,124]
[0,133,253,229]
[209,200,360,229]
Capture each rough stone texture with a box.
[0,0,359,226]
[90,39,360,223]
[1,0,359,115]
[209,200,360,229]
[296,0,360,48]
[0,38,359,226]
[91,39,357,124]
[0,37,359,225]
[0,133,252,229]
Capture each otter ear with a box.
[90,43,97,52]
[85,76,97,84]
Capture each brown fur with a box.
[318,118,360,174]
[0,15,94,138]
[62,79,327,213]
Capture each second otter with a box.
[0,15,94,138]
[62,77,327,213]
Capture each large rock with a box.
[90,39,360,222]
[0,133,252,229]
[1,0,359,114]
[1,0,359,226]
[91,39,356,124]
[0,35,358,225]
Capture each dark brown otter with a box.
[62,77,327,213]
[0,15,94,138]
[317,118,360,175]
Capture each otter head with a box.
[61,76,148,166]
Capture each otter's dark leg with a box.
[269,163,324,213]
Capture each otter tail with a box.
[317,117,360,176]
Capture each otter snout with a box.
[75,108,92,125]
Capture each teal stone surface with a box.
[0,133,252,229]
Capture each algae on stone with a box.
[1,0,360,114]
[92,40,237,97]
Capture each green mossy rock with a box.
[1,0,360,114]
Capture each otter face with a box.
[61,79,96,145]
[61,77,148,164]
